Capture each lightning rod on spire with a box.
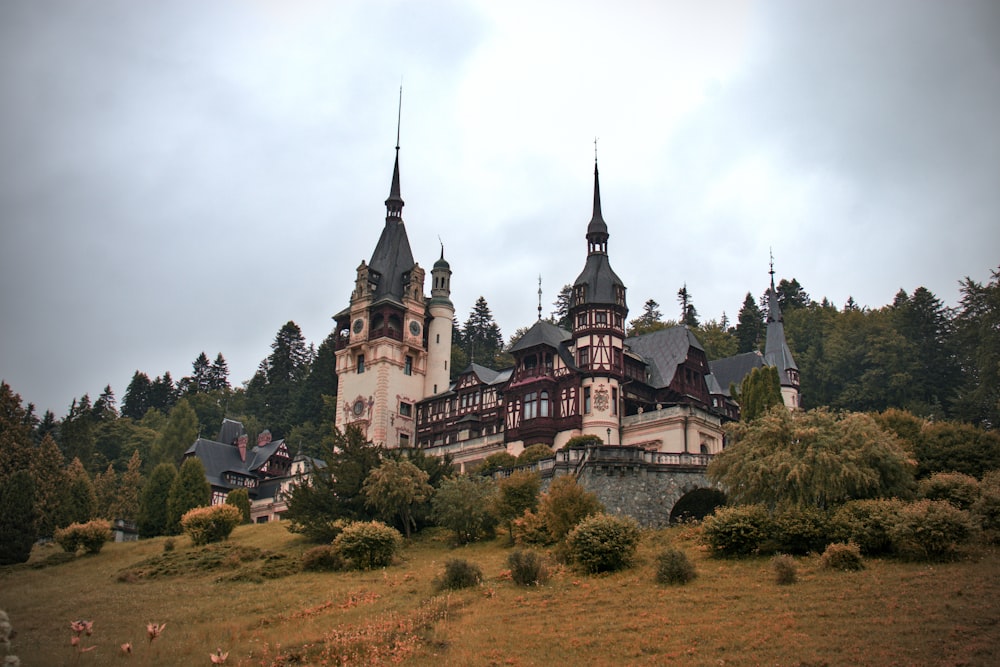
[538,275,543,321]
[395,83,402,151]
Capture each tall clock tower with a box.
[569,160,628,444]
[333,143,453,447]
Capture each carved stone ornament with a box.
[594,385,610,412]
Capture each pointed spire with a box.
[385,86,404,221]
[586,142,608,255]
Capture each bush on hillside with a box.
[434,559,483,591]
[889,499,973,561]
[821,542,865,571]
[511,509,552,546]
[655,547,697,585]
[769,506,831,555]
[181,505,241,546]
[566,513,641,574]
[301,545,345,572]
[333,521,402,570]
[918,472,980,511]
[507,549,549,586]
[54,520,112,555]
[972,471,1000,544]
[701,505,772,557]
[829,499,907,556]
[771,554,797,585]
[539,476,604,542]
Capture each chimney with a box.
[257,429,272,447]
[237,434,248,462]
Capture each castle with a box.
[331,143,800,474]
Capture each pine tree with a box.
[167,457,211,534]
[116,449,143,523]
[551,284,573,329]
[138,462,177,537]
[225,488,252,524]
[30,434,70,536]
[0,470,37,565]
[93,463,119,519]
[209,353,231,392]
[65,457,97,525]
[122,371,153,420]
[0,381,35,485]
[735,292,765,353]
[776,278,811,311]
[60,395,96,470]
[152,398,200,466]
[678,285,700,327]
[181,352,213,395]
[295,332,339,426]
[93,385,118,422]
[149,372,177,413]
[628,299,668,336]
[462,297,504,367]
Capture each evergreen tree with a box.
[248,321,312,437]
[93,385,118,422]
[35,409,59,445]
[209,353,231,392]
[735,366,783,421]
[60,395,96,470]
[180,352,213,395]
[152,398,200,466]
[93,463,119,519]
[225,488,252,524]
[116,449,143,522]
[776,278,811,311]
[0,470,37,565]
[167,457,210,534]
[138,462,177,537]
[462,297,504,367]
[551,284,573,329]
[149,372,177,413]
[0,381,35,485]
[678,284,699,327]
[695,319,737,360]
[64,457,97,525]
[122,371,153,420]
[295,331,339,426]
[30,434,70,536]
[893,286,959,414]
[628,299,668,336]
[735,292,765,353]
[952,267,1000,427]
[284,425,383,541]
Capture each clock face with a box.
[409,321,421,336]
[352,399,365,416]
[353,319,364,334]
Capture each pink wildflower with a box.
[146,622,165,644]
[210,648,229,664]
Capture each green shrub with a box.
[225,488,253,523]
[830,499,907,556]
[511,509,552,546]
[972,471,1000,544]
[655,547,697,585]
[53,520,112,555]
[333,521,402,570]
[507,549,548,586]
[701,505,772,557]
[769,506,830,555]
[434,559,483,591]
[181,504,241,546]
[566,513,641,574]
[301,545,345,572]
[918,472,980,510]
[889,499,973,561]
[771,554,797,585]
[539,476,604,542]
[516,444,555,466]
[821,542,865,571]
[163,538,176,553]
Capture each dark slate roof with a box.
[246,439,286,472]
[764,285,799,378]
[708,351,765,397]
[573,255,625,305]
[510,320,571,353]
[704,372,725,396]
[368,219,416,304]
[184,438,252,488]
[462,363,512,386]
[625,326,704,389]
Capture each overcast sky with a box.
[1,0,998,418]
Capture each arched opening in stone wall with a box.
[670,488,726,523]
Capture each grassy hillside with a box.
[2,522,999,666]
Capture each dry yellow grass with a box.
[1,521,999,666]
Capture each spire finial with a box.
[538,275,543,321]
[438,235,444,259]
[396,83,402,152]
[769,248,776,288]
[594,136,599,164]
